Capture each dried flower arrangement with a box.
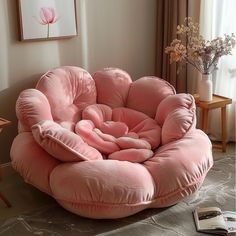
[165,17,236,74]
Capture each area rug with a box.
[0,155,235,236]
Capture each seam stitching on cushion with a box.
[162,104,196,143]
[51,165,212,208]
[45,133,87,160]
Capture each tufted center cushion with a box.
[75,104,161,163]
[28,67,176,163]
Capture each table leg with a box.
[201,109,209,133]
[221,106,227,152]
[0,191,11,208]
[0,167,11,208]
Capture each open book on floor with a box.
[193,207,236,235]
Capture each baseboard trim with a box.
[0,162,15,177]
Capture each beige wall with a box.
[0,0,157,163]
[81,0,157,79]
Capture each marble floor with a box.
[212,141,235,160]
[0,171,55,220]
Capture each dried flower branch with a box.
[165,17,236,74]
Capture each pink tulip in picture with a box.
[18,0,77,41]
[39,7,58,38]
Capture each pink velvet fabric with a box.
[75,104,161,162]
[93,68,132,108]
[32,120,103,162]
[75,120,120,154]
[156,94,196,145]
[11,66,213,219]
[36,66,96,127]
[10,132,60,195]
[126,76,176,118]
[16,89,53,132]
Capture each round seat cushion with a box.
[11,66,213,220]
[50,160,156,219]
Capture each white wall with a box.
[0,0,157,163]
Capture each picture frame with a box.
[17,0,77,41]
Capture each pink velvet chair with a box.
[11,66,213,219]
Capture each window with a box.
[200,0,236,141]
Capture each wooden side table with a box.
[0,117,12,207]
[194,94,232,152]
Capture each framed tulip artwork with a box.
[17,0,77,41]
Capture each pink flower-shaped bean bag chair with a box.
[11,66,213,219]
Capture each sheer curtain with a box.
[200,0,236,141]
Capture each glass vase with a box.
[199,74,213,102]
